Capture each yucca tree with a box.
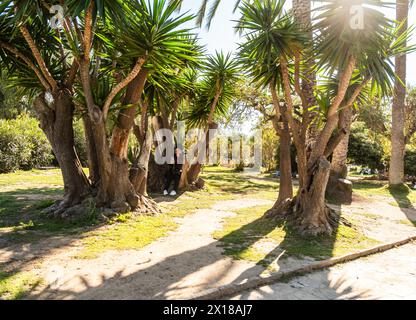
[0,0,201,217]
[237,0,307,203]
[75,0,200,213]
[184,51,240,185]
[0,1,103,210]
[238,0,414,235]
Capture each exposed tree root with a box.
[264,197,352,236]
[43,194,161,222]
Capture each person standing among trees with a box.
[163,148,184,196]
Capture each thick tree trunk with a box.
[130,123,153,196]
[293,157,336,236]
[266,157,340,236]
[147,154,169,193]
[277,125,293,203]
[83,115,100,188]
[147,116,170,193]
[34,91,91,216]
[327,106,354,203]
[79,62,158,214]
[389,0,408,186]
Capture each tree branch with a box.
[294,50,307,108]
[19,26,58,92]
[324,128,347,158]
[102,56,147,120]
[280,57,302,148]
[308,55,357,167]
[0,41,51,91]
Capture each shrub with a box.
[0,115,53,173]
[348,123,385,171]
[405,149,416,177]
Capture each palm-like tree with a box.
[0,0,201,216]
[237,0,306,204]
[185,51,240,185]
[238,0,415,235]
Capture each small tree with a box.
[183,51,240,187]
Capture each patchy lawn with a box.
[1,167,415,299]
[0,270,42,300]
[213,205,380,268]
[353,180,416,209]
[0,166,279,298]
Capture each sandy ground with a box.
[1,190,415,300]
[28,199,282,299]
[232,242,416,300]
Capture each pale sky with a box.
[179,0,416,86]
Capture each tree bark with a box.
[34,91,91,215]
[130,123,153,196]
[389,0,408,186]
[277,124,293,203]
[269,85,294,205]
[147,116,170,193]
[83,115,100,188]
[327,106,354,204]
[110,69,149,159]
[80,60,158,214]
[293,157,336,236]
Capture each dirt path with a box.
[232,242,416,300]
[1,186,415,300]
[29,198,285,299]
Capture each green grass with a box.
[353,180,416,208]
[76,214,178,259]
[213,205,380,267]
[201,166,281,201]
[0,270,42,300]
[2,167,403,283]
[0,169,64,188]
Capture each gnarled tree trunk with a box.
[80,63,159,215]
[293,157,336,235]
[34,91,91,217]
[147,116,171,193]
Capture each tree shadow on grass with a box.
[28,198,372,300]
[388,185,416,226]
[0,186,111,299]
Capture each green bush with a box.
[348,123,385,171]
[0,115,53,173]
[405,149,416,177]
